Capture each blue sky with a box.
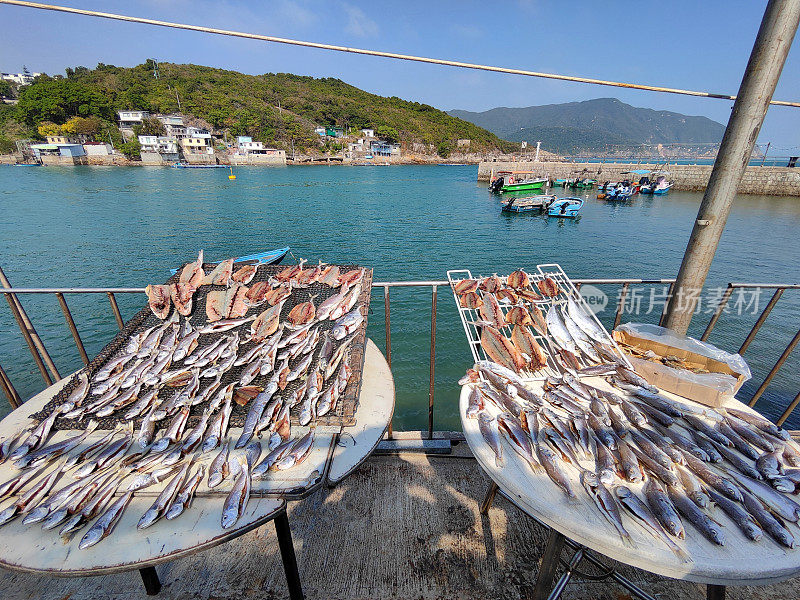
[2,0,799,151]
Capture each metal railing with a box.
[1,276,799,432]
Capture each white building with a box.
[361,129,375,138]
[83,142,114,156]
[181,128,214,155]
[1,71,42,86]
[117,110,150,130]
[314,127,326,137]
[138,135,178,154]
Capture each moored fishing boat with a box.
[604,181,633,201]
[641,174,672,194]
[169,247,289,274]
[489,171,548,194]
[547,197,584,217]
[500,194,557,213]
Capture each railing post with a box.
[700,284,734,342]
[106,292,125,330]
[738,287,784,355]
[613,282,630,329]
[0,362,21,410]
[658,282,675,328]
[56,292,89,365]
[428,285,437,440]
[748,328,800,408]
[384,285,393,440]
[0,267,59,385]
[777,390,800,427]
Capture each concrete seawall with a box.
[477,161,800,196]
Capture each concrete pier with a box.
[478,160,800,196]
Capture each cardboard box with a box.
[612,329,747,408]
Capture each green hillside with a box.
[449,98,725,154]
[0,61,517,155]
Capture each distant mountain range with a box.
[448,98,726,154]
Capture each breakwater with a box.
[477,160,800,196]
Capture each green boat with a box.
[489,171,548,193]
[569,178,597,189]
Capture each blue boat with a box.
[501,194,557,213]
[641,174,672,194]
[169,247,290,274]
[605,182,633,201]
[547,197,583,218]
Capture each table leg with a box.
[545,546,583,600]
[707,584,725,600]
[533,528,565,600]
[480,481,499,515]
[274,509,304,600]
[139,566,161,596]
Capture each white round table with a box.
[460,376,800,599]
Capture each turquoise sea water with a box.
[0,165,798,430]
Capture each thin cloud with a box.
[342,3,378,37]
[450,23,483,39]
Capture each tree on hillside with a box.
[63,116,102,136]
[37,121,62,137]
[376,125,399,143]
[15,76,114,124]
[133,116,166,136]
[0,80,12,99]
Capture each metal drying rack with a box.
[447,263,632,383]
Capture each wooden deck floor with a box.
[2,438,799,600]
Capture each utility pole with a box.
[663,0,800,335]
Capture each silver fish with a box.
[221,457,251,529]
[643,476,684,539]
[138,459,192,529]
[165,464,205,520]
[615,486,689,560]
[735,473,800,523]
[275,430,315,470]
[79,491,133,549]
[667,485,725,546]
[566,296,608,344]
[207,441,231,488]
[562,309,601,363]
[67,372,90,408]
[705,487,762,542]
[181,407,214,454]
[680,450,742,502]
[17,421,98,469]
[739,488,795,548]
[594,438,616,485]
[253,439,294,478]
[581,471,633,546]
[536,426,577,502]
[478,413,503,467]
[497,413,540,472]
[675,464,710,508]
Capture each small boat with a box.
[501,194,557,213]
[547,197,583,218]
[171,162,227,169]
[640,174,672,194]
[604,181,633,201]
[551,178,568,188]
[652,175,672,194]
[169,247,290,274]
[569,178,597,189]
[489,171,548,194]
[12,163,42,167]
